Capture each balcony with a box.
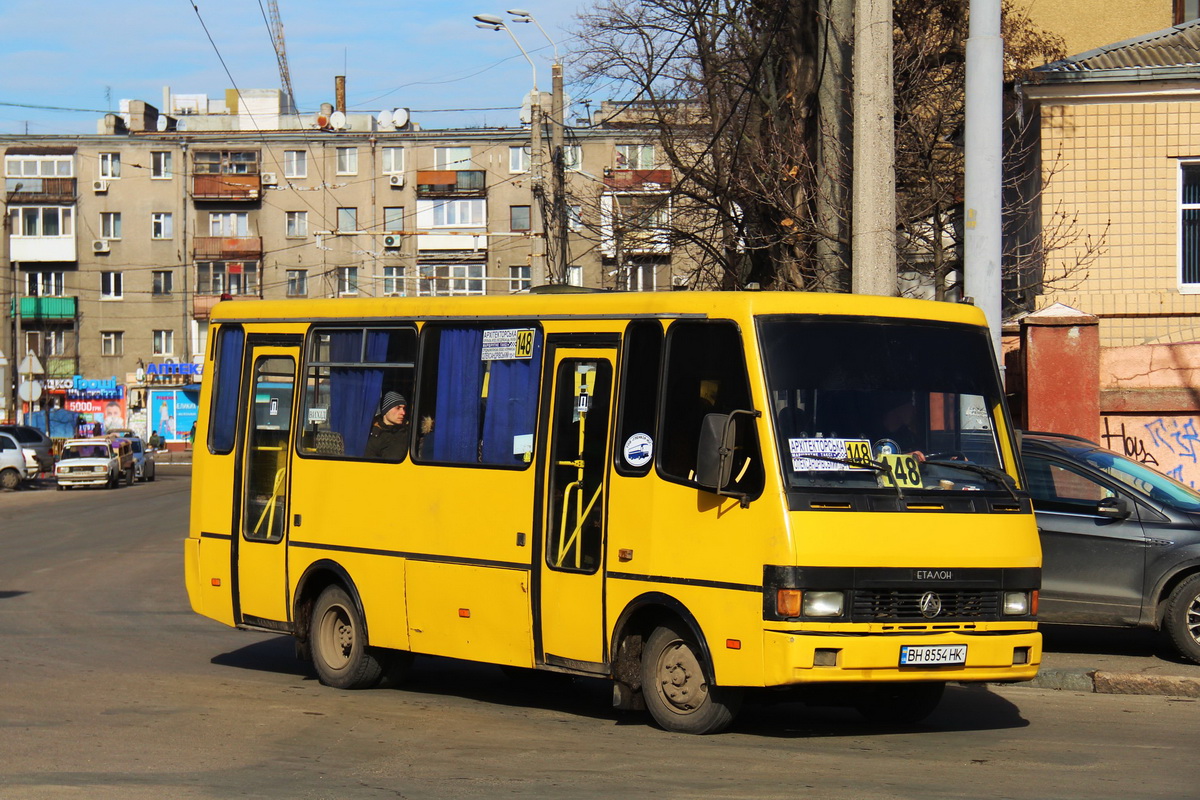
[192,173,261,201]
[6,177,77,204]
[192,293,260,321]
[416,170,486,197]
[10,296,77,320]
[603,169,673,191]
[193,236,263,260]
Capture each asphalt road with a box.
[2,469,1199,799]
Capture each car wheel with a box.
[310,585,390,690]
[148,465,156,482]
[126,467,135,487]
[854,682,945,724]
[640,621,742,734]
[1164,573,1200,665]
[0,468,19,491]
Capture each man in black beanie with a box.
[365,390,409,459]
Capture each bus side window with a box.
[415,324,543,468]
[659,320,764,497]
[614,320,662,477]
[299,326,416,461]
[208,325,244,455]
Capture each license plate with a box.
[899,644,966,666]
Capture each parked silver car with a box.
[1021,431,1200,664]
[0,432,28,490]
[0,424,54,475]
[126,435,156,481]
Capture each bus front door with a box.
[539,345,615,670]
[235,344,300,629]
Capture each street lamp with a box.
[473,14,537,93]
[506,9,559,63]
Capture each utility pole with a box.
[551,62,569,284]
[964,0,1004,361]
[851,0,897,296]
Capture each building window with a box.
[100,212,121,240]
[384,206,405,232]
[194,150,259,174]
[153,330,174,356]
[382,147,404,174]
[101,330,124,356]
[152,270,174,296]
[338,266,359,296]
[434,146,472,170]
[286,269,308,297]
[623,262,658,292]
[9,207,73,237]
[26,271,64,297]
[569,204,584,232]
[415,198,486,228]
[151,151,173,179]
[509,265,531,292]
[510,205,531,232]
[417,263,485,296]
[209,212,249,237]
[337,207,358,232]
[615,144,655,170]
[99,152,121,179]
[283,150,307,179]
[27,329,66,356]
[566,265,584,287]
[1182,162,1200,289]
[382,265,405,296]
[101,271,123,300]
[509,146,530,173]
[197,261,259,295]
[286,210,308,237]
[563,144,582,170]
[336,147,358,175]
[151,212,173,239]
[5,154,72,178]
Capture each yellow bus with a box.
[184,290,1041,734]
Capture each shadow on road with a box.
[208,637,1030,738]
[1041,623,1182,661]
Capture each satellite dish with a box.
[377,109,393,128]
[392,108,409,129]
[316,114,329,129]
[330,110,347,130]
[156,115,168,131]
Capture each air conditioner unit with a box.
[92,239,111,253]
[92,180,109,193]
[388,174,405,188]
[261,172,278,185]
[382,234,403,248]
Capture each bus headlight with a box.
[802,591,845,617]
[1003,591,1033,616]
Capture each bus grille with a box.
[852,590,999,621]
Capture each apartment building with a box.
[2,90,693,432]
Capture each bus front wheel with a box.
[310,585,388,690]
[641,622,742,734]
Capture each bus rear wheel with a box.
[310,585,388,690]
[641,622,742,734]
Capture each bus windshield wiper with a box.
[922,459,1020,501]
[795,454,905,500]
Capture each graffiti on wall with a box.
[1101,415,1200,488]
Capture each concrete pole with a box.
[551,63,569,283]
[529,97,546,285]
[851,0,897,296]
[963,0,1004,360]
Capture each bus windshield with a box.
[758,316,1009,493]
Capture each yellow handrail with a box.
[251,467,287,539]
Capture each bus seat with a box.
[314,430,345,456]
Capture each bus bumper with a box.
[761,628,1042,686]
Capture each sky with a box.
[0,0,599,137]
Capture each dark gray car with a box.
[0,424,53,474]
[1020,432,1200,664]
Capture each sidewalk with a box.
[152,449,193,465]
[1020,623,1200,698]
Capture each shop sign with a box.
[145,361,203,377]
[66,375,124,400]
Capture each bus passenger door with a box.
[236,343,300,629]
[538,345,616,670]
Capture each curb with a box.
[1016,668,1200,698]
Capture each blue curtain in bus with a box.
[328,331,387,457]
[429,328,485,462]
[210,326,244,454]
[481,331,542,465]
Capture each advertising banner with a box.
[150,389,200,443]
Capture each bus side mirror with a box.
[695,413,735,490]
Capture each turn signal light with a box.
[776,589,802,617]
